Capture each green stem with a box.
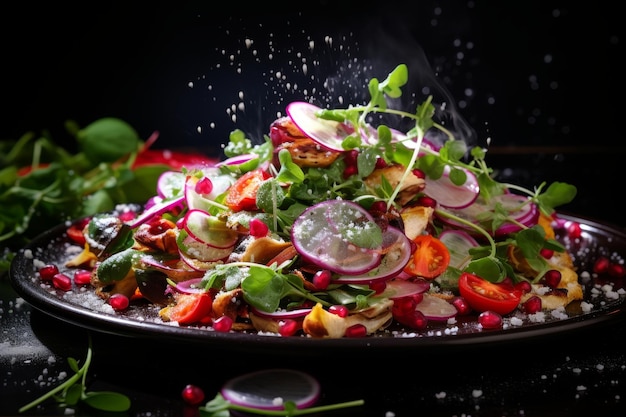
[227,399,365,416]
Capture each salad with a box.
[49,63,590,338]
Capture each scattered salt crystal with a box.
[576,385,587,391]
[385,412,396,417]
[272,397,284,406]
[435,391,446,399]
[572,368,582,375]
[472,389,483,398]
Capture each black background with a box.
[2,0,624,224]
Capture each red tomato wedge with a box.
[224,169,271,212]
[458,272,522,315]
[403,235,450,279]
[167,293,213,325]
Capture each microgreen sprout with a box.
[18,334,131,414]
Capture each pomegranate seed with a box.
[312,270,332,290]
[375,158,388,168]
[543,270,562,288]
[608,263,626,278]
[396,310,428,330]
[52,273,72,291]
[213,315,233,332]
[514,280,532,294]
[329,305,349,318]
[118,211,136,222]
[593,256,610,274]
[539,248,554,259]
[181,384,205,406]
[39,264,59,281]
[416,195,437,208]
[109,293,130,311]
[249,218,269,238]
[370,201,387,213]
[345,324,367,338]
[499,277,515,290]
[567,221,582,239]
[278,319,300,337]
[195,177,213,195]
[522,295,542,314]
[369,280,386,294]
[451,296,472,315]
[478,311,502,329]
[344,150,359,164]
[412,169,426,179]
[393,296,417,315]
[343,165,358,178]
[74,269,92,285]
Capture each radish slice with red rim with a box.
[185,170,235,212]
[291,200,382,275]
[435,193,539,236]
[416,293,458,321]
[332,226,412,284]
[373,278,431,299]
[181,209,239,249]
[439,229,479,270]
[424,165,479,209]
[221,369,320,411]
[157,171,185,199]
[286,101,354,151]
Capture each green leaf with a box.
[77,118,141,163]
[64,384,82,406]
[82,391,131,412]
[536,181,577,214]
[241,266,285,312]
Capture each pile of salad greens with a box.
[0,117,199,273]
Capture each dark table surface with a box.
[2,2,626,416]
[2,266,626,417]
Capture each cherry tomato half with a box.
[167,293,213,325]
[458,272,522,315]
[403,234,450,279]
[224,169,271,212]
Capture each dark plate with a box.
[9,213,626,354]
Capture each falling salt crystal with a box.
[472,389,483,398]
[188,82,194,88]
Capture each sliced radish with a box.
[181,209,239,249]
[333,226,412,284]
[424,165,479,209]
[374,278,431,299]
[249,306,312,319]
[125,195,185,229]
[221,369,320,411]
[291,200,382,275]
[157,171,186,199]
[177,232,235,263]
[185,171,235,212]
[436,192,539,236]
[416,293,457,321]
[140,255,204,281]
[438,229,479,270]
[286,101,354,152]
[179,250,227,271]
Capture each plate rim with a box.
[9,212,626,352]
